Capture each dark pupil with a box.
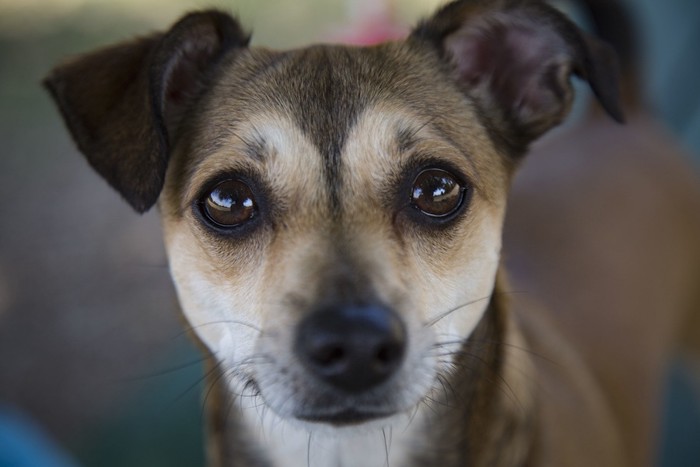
[204,180,256,226]
[411,170,463,217]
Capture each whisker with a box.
[423,290,528,328]
[173,319,263,340]
[469,338,560,366]
[422,295,492,328]
[420,397,440,415]
[195,350,272,425]
[429,333,559,370]
[404,114,439,143]
[382,427,391,467]
[200,365,236,425]
[434,373,454,403]
[307,431,313,467]
[403,402,422,433]
[430,338,466,348]
[120,356,208,382]
[437,348,524,413]
[163,359,224,414]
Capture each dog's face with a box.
[160,43,510,423]
[45,0,621,429]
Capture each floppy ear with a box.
[411,0,623,152]
[44,11,249,212]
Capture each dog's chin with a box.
[253,375,430,430]
[295,408,397,427]
[246,377,425,432]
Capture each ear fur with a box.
[44,11,249,212]
[412,0,623,151]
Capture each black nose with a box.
[295,304,407,393]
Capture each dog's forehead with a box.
[200,41,479,153]
[215,43,433,120]
[173,41,509,207]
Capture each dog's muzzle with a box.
[294,303,407,396]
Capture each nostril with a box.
[374,342,400,368]
[312,344,346,368]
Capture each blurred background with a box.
[0,0,698,466]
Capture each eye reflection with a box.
[202,179,257,227]
[410,169,466,218]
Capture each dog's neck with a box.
[204,279,536,467]
[407,283,537,467]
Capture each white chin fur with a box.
[235,396,429,467]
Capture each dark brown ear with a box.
[411,0,623,152]
[44,11,249,212]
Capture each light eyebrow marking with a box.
[188,126,266,177]
[233,130,267,163]
[189,126,268,176]
[396,116,439,153]
[397,117,484,194]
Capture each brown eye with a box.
[411,169,466,218]
[202,180,257,227]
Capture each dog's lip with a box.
[296,408,396,426]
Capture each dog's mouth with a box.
[295,408,397,426]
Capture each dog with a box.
[43,0,700,465]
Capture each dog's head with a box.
[45,0,621,428]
